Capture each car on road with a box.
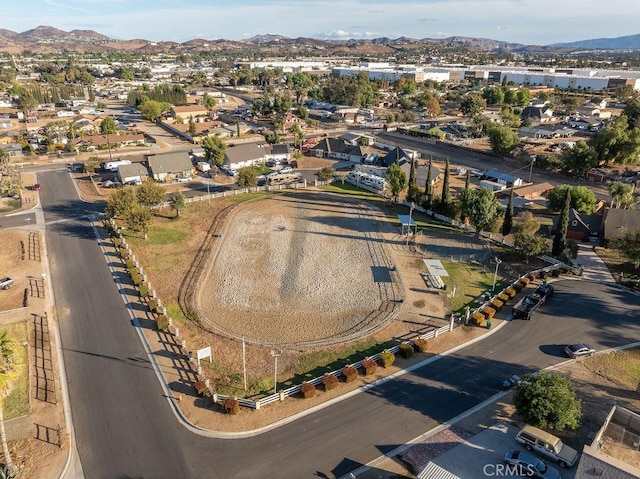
[32,183,41,191]
[280,166,293,174]
[564,343,595,359]
[176,177,192,183]
[501,374,522,390]
[504,450,560,479]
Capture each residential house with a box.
[602,208,640,241]
[0,143,23,158]
[275,112,306,131]
[0,118,12,130]
[482,170,523,188]
[338,132,374,146]
[0,132,17,145]
[224,142,271,170]
[520,106,553,124]
[147,152,194,182]
[309,138,367,163]
[266,144,291,164]
[574,405,640,479]
[117,163,150,185]
[170,105,209,119]
[554,208,602,242]
[498,182,555,200]
[72,133,146,151]
[381,147,411,167]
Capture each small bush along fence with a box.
[321,374,339,391]
[222,398,240,415]
[343,366,358,382]
[398,343,413,359]
[156,315,169,331]
[193,379,210,397]
[413,338,429,353]
[300,382,316,399]
[380,350,396,367]
[362,358,378,376]
[498,292,510,302]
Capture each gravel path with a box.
[196,192,400,347]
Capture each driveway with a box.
[576,244,615,283]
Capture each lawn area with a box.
[0,199,21,214]
[319,182,381,198]
[441,261,498,313]
[0,321,29,419]
[582,347,640,390]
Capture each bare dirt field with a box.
[196,191,401,347]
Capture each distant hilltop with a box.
[1,25,639,54]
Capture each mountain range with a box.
[1,25,639,55]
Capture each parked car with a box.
[564,343,595,359]
[504,450,560,479]
[533,283,554,303]
[32,183,41,191]
[176,177,192,183]
[515,425,579,468]
[0,277,13,290]
[501,374,522,390]
[280,166,293,174]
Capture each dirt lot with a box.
[196,192,400,347]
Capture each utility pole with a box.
[528,157,536,183]
[406,202,415,246]
[492,257,502,292]
[270,349,283,394]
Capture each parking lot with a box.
[430,423,576,479]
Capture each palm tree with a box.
[0,331,16,476]
[169,192,186,218]
[608,181,634,209]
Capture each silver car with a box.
[504,450,560,479]
[564,343,595,359]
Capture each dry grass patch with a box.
[582,347,640,390]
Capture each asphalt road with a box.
[40,170,640,478]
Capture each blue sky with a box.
[3,0,639,45]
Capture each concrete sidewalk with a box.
[576,244,615,283]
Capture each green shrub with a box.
[398,343,413,359]
[156,315,169,331]
[483,306,496,319]
[125,258,134,269]
[498,293,509,302]
[413,338,429,353]
[222,398,239,415]
[342,366,358,382]
[139,284,149,297]
[131,272,143,286]
[491,299,504,310]
[300,382,316,399]
[148,298,158,312]
[321,374,339,391]
[113,238,122,248]
[506,287,518,297]
[362,358,378,376]
[380,350,396,367]
[513,283,523,292]
[472,311,486,323]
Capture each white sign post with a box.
[196,346,212,365]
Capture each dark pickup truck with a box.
[512,294,543,320]
[533,282,554,304]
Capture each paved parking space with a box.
[431,423,576,479]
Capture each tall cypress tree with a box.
[502,186,514,236]
[440,157,450,212]
[459,170,472,222]
[407,157,420,203]
[552,188,571,257]
[423,158,433,210]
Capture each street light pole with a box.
[492,257,502,292]
[528,158,536,183]
[270,349,283,394]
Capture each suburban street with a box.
[25,169,640,478]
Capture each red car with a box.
[32,184,41,191]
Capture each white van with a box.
[515,425,578,468]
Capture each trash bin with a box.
[486,320,493,329]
